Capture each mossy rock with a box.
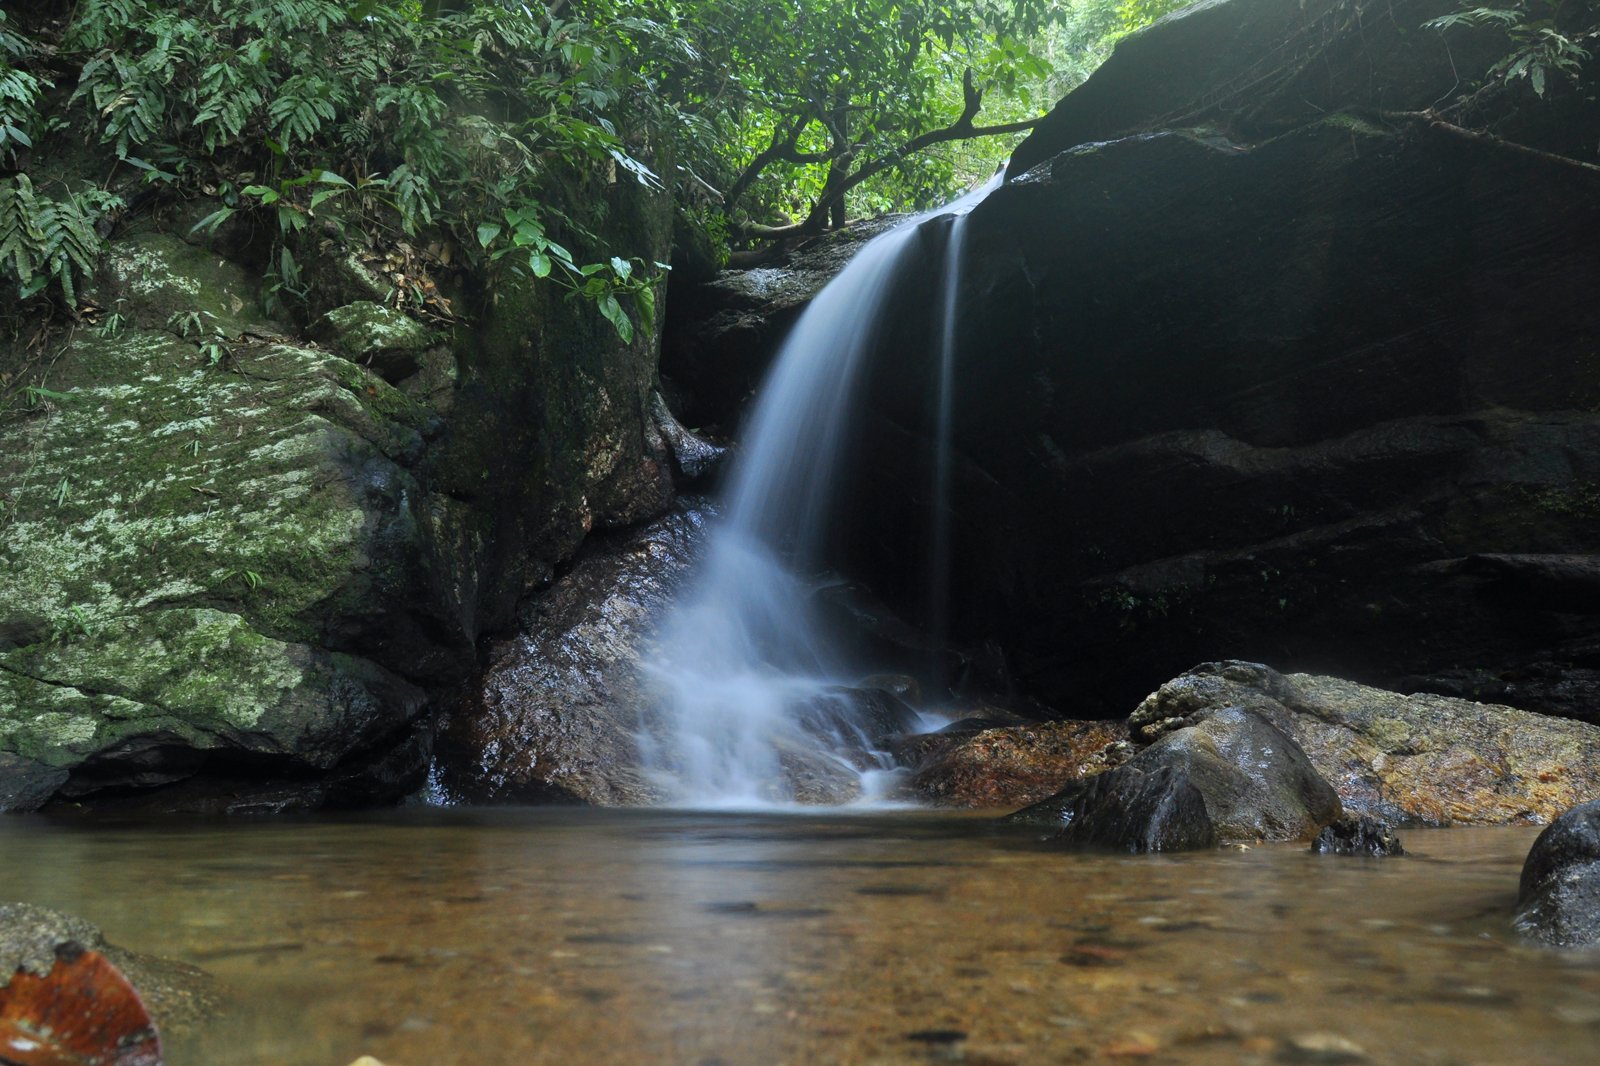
[0,325,428,807]
[312,301,439,382]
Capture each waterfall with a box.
[642,178,999,807]
[928,189,981,680]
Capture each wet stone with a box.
[1312,816,1405,857]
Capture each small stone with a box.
[1282,1033,1367,1063]
[1311,815,1404,857]
[1102,1032,1161,1057]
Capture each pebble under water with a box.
[1,811,1595,1065]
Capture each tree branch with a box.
[799,71,1039,232]
[1379,109,1600,175]
[723,113,841,213]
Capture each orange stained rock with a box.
[0,947,161,1066]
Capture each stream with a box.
[2,811,1595,1064]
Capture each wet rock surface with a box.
[661,216,901,427]
[435,500,715,805]
[1514,800,1600,947]
[904,719,1128,808]
[0,902,219,1035]
[1135,662,1600,826]
[1312,815,1405,858]
[1012,706,1341,851]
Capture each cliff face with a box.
[675,0,1600,722]
[846,0,1600,719]
[0,137,680,812]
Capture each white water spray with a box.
[643,178,999,807]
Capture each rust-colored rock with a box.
[910,720,1128,808]
[0,946,161,1066]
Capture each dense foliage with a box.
[0,0,1197,332]
[1426,0,1597,98]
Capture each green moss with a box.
[316,301,437,360]
[90,229,283,338]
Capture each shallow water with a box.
[0,811,1595,1065]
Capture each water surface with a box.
[1,811,1594,1065]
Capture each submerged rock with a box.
[1312,815,1405,857]
[1514,801,1600,948]
[1133,662,1600,825]
[1013,707,1341,851]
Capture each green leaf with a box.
[316,170,353,187]
[635,285,656,331]
[476,222,502,248]
[609,256,632,280]
[598,292,632,343]
[188,207,235,235]
[530,251,552,277]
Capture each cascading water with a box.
[927,187,983,673]
[642,177,1000,807]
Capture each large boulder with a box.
[1132,661,1600,825]
[2,131,680,809]
[1011,705,1341,850]
[1514,801,1600,948]
[667,0,1600,722]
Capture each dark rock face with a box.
[1312,815,1405,857]
[1133,661,1600,825]
[1011,706,1341,851]
[658,0,1600,722]
[1514,801,1600,947]
[1027,763,1219,853]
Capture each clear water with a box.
[2,812,1595,1066]
[643,181,998,807]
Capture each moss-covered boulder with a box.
[2,144,681,811]
[0,321,431,809]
